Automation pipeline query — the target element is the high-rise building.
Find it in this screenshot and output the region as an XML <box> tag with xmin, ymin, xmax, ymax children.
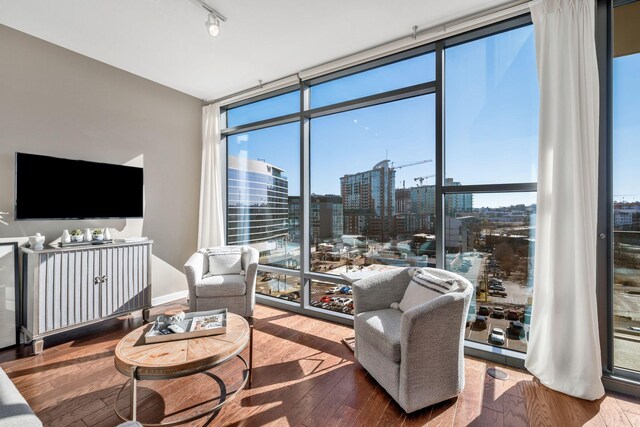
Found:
<box><xmin>227</xmin><ymin>156</ymin><xmax>289</xmax><ymax>253</ymax></box>
<box><xmin>341</xmin><ymin>160</ymin><xmax>395</xmax><ymax>242</ymax></box>
<box><xmin>288</xmin><ymin>196</ymin><xmax>301</xmax><ymax>242</ymax></box>
<box><xmin>395</xmin><ymin>180</ymin><xmax>473</xmax><ymax>236</ymax></box>
<box><xmin>311</xmin><ymin>194</ymin><xmax>343</xmax><ymax>241</ymax></box>
<box><xmin>614</xmin><ymin>202</ymin><xmax>640</xmax><ymax>229</ymax></box>
<box><xmin>288</xmin><ymin>195</ymin><xmax>343</xmax><ymax>243</ymax></box>
<box><xmin>445</xmin><ymin>178</ymin><xmax>473</xmax><ymax>215</ymax></box>
<box><xmin>394</xmin><ymin>185</ymin><xmax>435</xmax><ymax>236</ymax></box>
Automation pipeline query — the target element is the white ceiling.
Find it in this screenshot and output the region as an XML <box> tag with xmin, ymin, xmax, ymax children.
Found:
<box><xmin>0</xmin><ymin>0</ymin><xmax>513</xmax><ymax>100</ymax></box>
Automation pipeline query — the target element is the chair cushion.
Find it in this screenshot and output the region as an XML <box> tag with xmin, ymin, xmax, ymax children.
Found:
<box><xmin>195</xmin><ymin>275</ymin><xmax>246</xmax><ymax>297</ymax></box>
<box><xmin>204</xmin><ymin>247</ymin><xmax>243</xmax><ymax>275</ymax></box>
<box><xmin>354</xmin><ymin>308</ymin><xmax>402</xmax><ymax>363</ymax></box>
<box><xmin>397</xmin><ymin>268</ymin><xmax>460</xmax><ymax>312</ymax></box>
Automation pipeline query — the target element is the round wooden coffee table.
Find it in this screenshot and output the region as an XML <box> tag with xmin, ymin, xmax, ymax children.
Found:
<box><xmin>113</xmin><ymin>312</ymin><xmax>253</xmax><ymax>426</ymax></box>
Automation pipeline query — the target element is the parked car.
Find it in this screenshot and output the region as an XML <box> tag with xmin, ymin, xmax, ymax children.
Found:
<box><xmin>477</xmin><ymin>306</ymin><xmax>491</xmax><ymax>316</ymax></box>
<box><xmin>492</xmin><ymin>307</ymin><xmax>505</xmax><ymax>318</ymax></box>
<box><xmin>320</xmin><ymin>296</ymin><xmax>332</xmax><ymax>303</ymax></box>
<box><xmin>474</xmin><ymin>315</ymin><xmax>487</xmax><ymax>327</ymax></box>
<box><xmin>508</xmin><ymin>321</ymin><xmax>525</xmax><ymax>338</ymax></box>
<box><xmin>310</xmin><ymin>300</ymin><xmax>322</xmax><ymax>307</ymax></box>
<box><xmin>325</xmin><ymin>286</ymin><xmax>341</xmax><ymax>294</ymax></box>
<box><xmin>489</xmin><ymin>328</ymin><xmax>505</xmax><ymax>345</ymax></box>
<box><xmin>339</xmin><ymin>286</ymin><xmax>352</xmax><ymax>294</ymax></box>
<box><xmin>489</xmin><ymin>278</ymin><xmax>503</xmax><ymax>285</ymax></box>
<box><xmin>489</xmin><ymin>290</ymin><xmax>507</xmax><ymax>298</ymax></box>
<box><xmin>488</xmin><ymin>284</ymin><xmax>506</xmax><ymax>291</ymax></box>
<box><xmin>342</xmin><ymin>305</ymin><xmax>354</xmax><ymax>314</ymax></box>
<box><xmin>282</xmin><ymin>291</ymin><xmax>300</xmax><ymax>301</ymax></box>
<box><xmin>506</xmin><ymin>309</ymin><xmax>520</xmax><ymax>321</ymax></box>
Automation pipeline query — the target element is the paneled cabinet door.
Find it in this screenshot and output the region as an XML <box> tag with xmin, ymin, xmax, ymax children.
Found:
<box><xmin>38</xmin><ymin>250</ymin><xmax>100</xmax><ymax>333</ymax></box>
<box><xmin>100</xmin><ymin>245</ymin><xmax>149</xmax><ymax>318</ymax></box>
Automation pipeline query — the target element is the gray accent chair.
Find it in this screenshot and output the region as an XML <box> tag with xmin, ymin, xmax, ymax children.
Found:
<box><xmin>183</xmin><ymin>246</ymin><xmax>259</xmax><ymax>317</ymax></box>
<box><xmin>0</xmin><ymin>368</ymin><xmax>42</xmax><ymax>426</ymax></box>
<box><xmin>353</xmin><ymin>267</ymin><xmax>473</xmax><ymax>413</ymax></box>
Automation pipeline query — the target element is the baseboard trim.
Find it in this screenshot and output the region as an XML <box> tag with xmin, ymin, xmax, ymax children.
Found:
<box><xmin>152</xmin><ymin>290</ymin><xmax>188</xmax><ymax>307</ymax></box>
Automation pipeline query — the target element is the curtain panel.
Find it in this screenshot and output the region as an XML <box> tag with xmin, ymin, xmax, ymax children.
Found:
<box><xmin>198</xmin><ymin>103</ymin><xmax>224</xmax><ymax>249</ymax></box>
<box><xmin>525</xmin><ymin>0</ymin><xmax>605</xmax><ymax>400</ymax></box>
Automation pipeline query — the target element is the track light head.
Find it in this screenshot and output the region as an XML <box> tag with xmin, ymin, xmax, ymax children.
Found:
<box><xmin>206</xmin><ymin>13</ymin><xmax>220</xmax><ymax>37</ymax></box>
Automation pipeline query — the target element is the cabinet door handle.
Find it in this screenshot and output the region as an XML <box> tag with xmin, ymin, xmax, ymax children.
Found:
<box><xmin>94</xmin><ymin>276</ymin><xmax>101</xmax><ymax>285</ymax></box>
<box><xmin>101</xmin><ymin>275</ymin><xmax>107</xmax><ymax>285</ymax></box>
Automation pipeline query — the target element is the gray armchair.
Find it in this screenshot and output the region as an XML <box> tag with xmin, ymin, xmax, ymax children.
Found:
<box><xmin>353</xmin><ymin>267</ymin><xmax>473</xmax><ymax>413</ymax></box>
<box><xmin>183</xmin><ymin>246</ymin><xmax>259</xmax><ymax>317</ymax></box>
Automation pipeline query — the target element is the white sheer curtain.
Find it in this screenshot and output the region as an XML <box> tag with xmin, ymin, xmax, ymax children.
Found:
<box><xmin>198</xmin><ymin>103</ymin><xmax>224</xmax><ymax>249</ymax></box>
<box><xmin>525</xmin><ymin>0</ymin><xmax>604</xmax><ymax>400</ymax></box>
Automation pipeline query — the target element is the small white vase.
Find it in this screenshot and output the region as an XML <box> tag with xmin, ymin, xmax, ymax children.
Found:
<box><xmin>84</xmin><ymin>228</ymin><xmax>92</xmax><ymax>242</ymax></box>
<box><xmin>29</xmin><ymin>233</ymin><xmax>45</xmax><ymax>250</ymax></box>
<box><xmin>104</xmin><ymin>227</ymin><xmax>111</xmax><ymax>240</ymax></box>
<box><xmin>61</xmin><ymin>229</ymin><xmax>71</xmax><ymax>244</ymax></box>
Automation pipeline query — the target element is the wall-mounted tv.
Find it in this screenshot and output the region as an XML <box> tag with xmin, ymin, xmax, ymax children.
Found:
<box><xmin>15</xmin><ymin>153</ymin><xmax>144</xmax><ymax>220</ymax></box>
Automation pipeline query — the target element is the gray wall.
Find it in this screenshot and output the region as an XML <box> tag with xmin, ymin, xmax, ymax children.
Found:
<box><xmin>0</xmin><ymin>24</ymin><xmax>202</xmax><ymax>299</ymax></box>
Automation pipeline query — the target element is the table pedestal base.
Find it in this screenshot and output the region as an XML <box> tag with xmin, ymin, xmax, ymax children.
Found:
<box><xmin>114</xmin><ymin>355</ymin><xmax>249</xmax><ymax>427</ymax></box>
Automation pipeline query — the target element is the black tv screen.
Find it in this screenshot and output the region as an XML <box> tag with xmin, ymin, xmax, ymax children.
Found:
<box><xmin>15</xmin><ymin>153</ymin><xmax>143</xmax><ymax>220</ymax></box>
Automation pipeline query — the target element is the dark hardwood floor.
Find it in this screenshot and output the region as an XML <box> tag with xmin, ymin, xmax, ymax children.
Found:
<box><xmin>1</xmin><ymin>301</ymin><xmax>639</xmax><ymax>426</ymax></box>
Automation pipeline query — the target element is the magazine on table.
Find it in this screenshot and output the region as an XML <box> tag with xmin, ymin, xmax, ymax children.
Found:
<box><xmin>189</xmin><ymin>313</ymin><xmax>226</xmax><ymax>332</ymax></box>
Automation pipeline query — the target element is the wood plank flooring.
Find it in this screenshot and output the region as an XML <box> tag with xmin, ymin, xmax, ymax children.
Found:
<box><xmin>1</xmin><ymin>302</ymin><xmax>639</xmax><ymax>426</ymax></box>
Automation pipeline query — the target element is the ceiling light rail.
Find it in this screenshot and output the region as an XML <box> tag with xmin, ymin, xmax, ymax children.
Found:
<box><xmin>206</xmin><ymin>0</ymin><xmax>531</xmax><ymax>106</ymax></box>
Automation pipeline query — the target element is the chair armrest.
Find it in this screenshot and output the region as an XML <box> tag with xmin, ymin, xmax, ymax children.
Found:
<box><xmin>184</xmin><ymin>252</ymin><xmax>205</xmax><ymax>289</ymax></box>
<box><xmin>243</xmin><ymin>247</ymin><xmax>259</xmax><ymax>316</ymax></box>
<box><xmin>353</xmin><ymin>268</ymin><xmax>412</xmax><ymax>314</ymax></box>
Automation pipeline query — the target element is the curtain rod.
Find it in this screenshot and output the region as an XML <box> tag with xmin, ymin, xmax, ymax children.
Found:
<box><xmin>204</xmin><ymin>0</ymin><xmax>531</xmax><ymax>107</ymax></box>
<box><xmin>204</xmin><ymin>74</ymin><xmax>301</xmax><ymax>106</ymax></box>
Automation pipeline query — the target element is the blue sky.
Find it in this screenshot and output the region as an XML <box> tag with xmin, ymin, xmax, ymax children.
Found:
<box><xmin>613</xmin><ymin>53</ymin><xmax>640</xmax><ymax>203</ymax></box>
<box><xmin>227</xmin><ymin>24</ymin><xmax>637</xmax><ymax>210</ymax></box>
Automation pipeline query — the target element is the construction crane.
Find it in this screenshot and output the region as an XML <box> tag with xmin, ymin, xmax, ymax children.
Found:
<box><xmin>414</xmin><ymin>175</ymin><xmax>435</xmax><ymax>186</ymax></box>
<box><xmin>391</xmin><ymin>159</ymin><xmax>432</xmax><ymax>169</ymax></box>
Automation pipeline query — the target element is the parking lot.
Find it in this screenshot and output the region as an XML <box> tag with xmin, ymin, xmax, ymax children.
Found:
<box><xmin>466</xmin><ymin>312</ymin><xmax>528</xmax><ymax>353</ymax></box>
<box><xmin>486</xmin><ymin>279</ymin><xmax>531</xmax><ymax>306</ymax></box>
<box><xmin>258</xmin><ymin>256</ymin><xmax>531</xmax><ymax>352</ymax></box>
<box><xmin>309</xmin><ymin>282</ymin><xmax>355</xmax><ymax>315</ymax></box>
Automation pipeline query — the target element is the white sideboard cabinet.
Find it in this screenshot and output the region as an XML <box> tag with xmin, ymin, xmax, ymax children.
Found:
<box><xmin>21</xmin><ymin>241</ymin><xmax>152</xmax><ymax>354</ymax></box>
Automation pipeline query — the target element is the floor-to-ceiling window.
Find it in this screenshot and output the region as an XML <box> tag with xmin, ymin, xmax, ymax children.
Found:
<box><xmin>308</xmin><ymin>51</ymin><xmax>436</xmax><ymax>315</ymax></box>
<box><xmin>443</xmin><ymin>24</ymin><xmax>539</xmax><ymax>353</ymax></box>
<box><xmin>224</xmin><ymin>91</ymin><xmax>302</xmax><ymax>303</ymax></box>
<box><xmin>221</xmin><ymin>16</ymin><xmax>540</xmax><ymax>354</ymax></box>
<box><xmin>612</xmin><ymin>0</ymin><xmax>640</xmax><ymax>373</ymax></box>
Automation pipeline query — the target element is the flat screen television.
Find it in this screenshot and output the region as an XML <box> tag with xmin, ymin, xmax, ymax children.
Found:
<box><xmin>15</xmin><ymin>152</ymin><xmax>144</xmax><ymax>220</ymax></box>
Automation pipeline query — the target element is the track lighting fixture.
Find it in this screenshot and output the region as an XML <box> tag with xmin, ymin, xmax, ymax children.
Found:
<box><xmin>206</xmin><ymin>13</ymin><xmax>221</xmax><ymax>37</ymax></box>
<box><xmin>191</xmin><ymin>1</ymin><xmax>227</xmax><ymax>37</ymax></box>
